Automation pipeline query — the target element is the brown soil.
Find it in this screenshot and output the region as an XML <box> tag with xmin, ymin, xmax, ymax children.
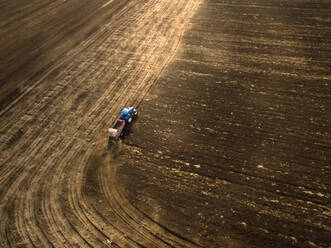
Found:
<box><xmin>0</xmin><ymin>0</ymin><xmax>330</xmax><ymax>247</ymax></box>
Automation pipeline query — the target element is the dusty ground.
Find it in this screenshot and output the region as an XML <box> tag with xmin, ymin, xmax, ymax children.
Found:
<box><xmin>0</xmin><ymin>0</ymin><xmax>330</xmax><ymax>247</ymax></box>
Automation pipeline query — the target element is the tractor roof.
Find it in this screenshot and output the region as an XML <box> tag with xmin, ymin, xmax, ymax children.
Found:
<box><xmin>121</xmin><ymin>108</ymin><xmax>129</xmax><ymax>114</ymax></box>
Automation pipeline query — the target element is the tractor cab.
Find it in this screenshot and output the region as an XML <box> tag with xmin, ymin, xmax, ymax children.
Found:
<box><xmin>120</xmin><ymin>107</ymin><xmax>137</xmax><ymax>123</ymax></box>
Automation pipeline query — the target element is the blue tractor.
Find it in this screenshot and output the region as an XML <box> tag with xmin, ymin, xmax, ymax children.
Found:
<box><xmin>120</xmin><ymin>107</ymin><xmax>137</xmax><ymax>123</ymax></box>
<box><xmin>108</xmin><ymin>107</ymin><xmax>138</xmax><ymax>146</ymax></box>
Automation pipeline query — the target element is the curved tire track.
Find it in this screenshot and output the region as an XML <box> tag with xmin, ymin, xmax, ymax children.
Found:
<box><xmin>0</xmin><ymin>0</ymin><xmax>202</xmax><ymax>247</ymax></box>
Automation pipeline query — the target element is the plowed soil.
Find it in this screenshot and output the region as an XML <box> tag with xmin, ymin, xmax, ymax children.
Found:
<box><xmin>0</xmin><ymin>0</ymin><xmax>330</xmax><ymax>247</ymax></box>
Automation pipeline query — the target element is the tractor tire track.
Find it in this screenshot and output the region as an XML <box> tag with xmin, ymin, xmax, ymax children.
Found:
<box><xmin>98</xmin><ymin>154</ymin><xmax>202</xmax><ymax>248</ymax></box>
<box><xmin>0</xmin><ymin>0</ymin><xmax>202</xmax><ymax>247</ymax></box>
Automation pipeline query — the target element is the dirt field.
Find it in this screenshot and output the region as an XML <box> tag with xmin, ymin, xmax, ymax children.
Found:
<box><xmin>0</xmin><ymin>0</ymin><xmax>330</xmax><ymax>247</ymax></box>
